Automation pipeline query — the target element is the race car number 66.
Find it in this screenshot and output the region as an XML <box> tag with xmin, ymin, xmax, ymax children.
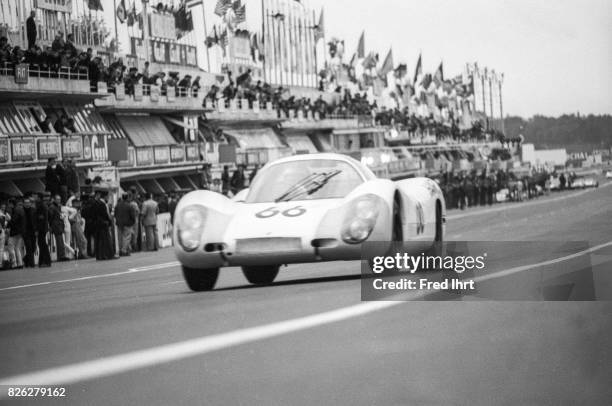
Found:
<box><xmin>256</xmin><ymin>206</ymin><xmax>306</xmax><ymax>218</ymax></box>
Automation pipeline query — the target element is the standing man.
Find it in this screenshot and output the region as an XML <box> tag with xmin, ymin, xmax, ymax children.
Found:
<box><xmin>26</xmin><ymin>10</ymin><xmax>37</xmax><ymax>50</ymax></box>
<box><xmin>221</xmin><ymin>165</ymin><xmax>231</xmax><ymax>196</ymax></box>
<box><xmin>8</xmin><ymin>199</ymin><xmax>26</xmax><ymax>269</ymax></box>
<box><xmin>36</xmin><ymin>193</ymin><xmax>51</xmax><ymax>267</ymax></box>
<box><xmin>141</xmin><ymin>193</ymin><xmax>159</xmax><ymax>251</ymax></box>
<box><xmin>168</xmin><ymin>193</ymin><xmax>178</xmax><ymax>224</ymax></box>
<box><xmin>114</xmin><ymin>194</ymin><xmax>135</xmax><ymax>256</ymax></box>
<box><xmin>48</xmin><ymin>194</ymin><xmax>68</xmax><ymax>262</ymax></box>
<box><xmin>65</xmin><ymin>159</ymin><xmax>80</xmax><ymax>197</ymax></box>
<box><xmin>45</xmin><ymin>158</ymin><xmax>60</xmax><ymax>197</ymax></box>
<box><xmin>230</xmin><ymin>165</ymin><xmax>246</xmax><ymax>196</ymax></box>
<box><xmin>128</xmin><ymin>189</ymin><xmax>141</xmax><ymax>253</ymax></box>
<box><xmin>0</xmin><ymin>202</ymin><xmax>11</xmax><ymax>269</ymax></box>
<box><xmin>55</xmin><ymin>160</ymin><xmax>68</xmax><ymax>204</ymax></box>
<box><xmin>22</xmin><ymin>196</ymin><xmax>38</xmax><ymax>268</ymax></box>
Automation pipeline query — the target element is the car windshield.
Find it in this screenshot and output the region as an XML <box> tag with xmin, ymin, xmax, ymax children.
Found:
<box><xmin>247</xmin><ymin>159</ymin><xmax>364</xmax><ymax>203</ymax></box>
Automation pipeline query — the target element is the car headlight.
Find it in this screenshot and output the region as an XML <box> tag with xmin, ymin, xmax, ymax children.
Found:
<box><xmin>176</xmin><ymin>205</ymin><xmax>207</xmax><ymax>251</ymax></box>
<box><xmin>341</xmin><ymin>194</ymin><xmax>383</xmax><ymax>244</ymax></box>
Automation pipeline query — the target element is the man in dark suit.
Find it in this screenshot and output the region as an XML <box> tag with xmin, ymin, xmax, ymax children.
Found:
<box><xmin>22</xmin><ymin>195</ymin><xmax>37</xmax><ymax>267</ymax></box>
<box><xmin>26</xmin><ymin>11</ymin><xmax>37</xmax><ymax>49</ymax></box>
<box><xmin>48</xmin><ymin>194</ymin><xmax>68</xmax><ymax>261</ymax></box>
<box><xmin>45</xmin><ymin>158</ymin><xmax>60</xmax><ymax>197</ymax></box>
<box><xmin>36</xmin><ymin>193</ymin><xmax>51</xmax><ymax>267</ymax></box>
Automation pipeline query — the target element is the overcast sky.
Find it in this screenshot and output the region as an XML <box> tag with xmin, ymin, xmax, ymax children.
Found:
<box><xmin>104</xmin><ymin>0</ymin><xmax>611</xmax><ymax>118</ymax></box>
<box><xmin>304</xmin><ymin>0</ymin><xmax>612</xmax><ymax>118</ymax></box>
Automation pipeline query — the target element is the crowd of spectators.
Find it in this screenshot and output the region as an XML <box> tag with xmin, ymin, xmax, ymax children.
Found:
<box><xmin>436</xmin><ymin>169</ymin><xmax>576</xmax><ymax>210</ymax></box>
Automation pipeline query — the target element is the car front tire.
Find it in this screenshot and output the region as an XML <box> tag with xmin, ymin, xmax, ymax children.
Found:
<box><xmin>182</xmin><ymin>266</ymin><xmax>219</xmax><ymax>291</ymax></box>
<box><xmin>242</xmin><ymin>265</ymin><xmax>280</xmax><ymax>285</ymax></box>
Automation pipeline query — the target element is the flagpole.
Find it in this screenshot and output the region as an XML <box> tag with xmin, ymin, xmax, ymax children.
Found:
<box><xmin>261</xmin><ymin>0</ymin><xmax>266</xmax><ymax>83</ymax></box>
<box><xmin>312</xmin><ymin>9</ymin><xmax>318</xmax><ymax>89</ymax></box>
<box><xmin>200</xmin><ymin>2</ymin><xmax>211</xmax><ymax>72</ymax></box>
<box><xmin>499</xmin><ymin>74</ymin><xmax>505</xmax><ymax>134</ymax></box>
<box><xmin>113</xmin><ymin>0</ymin><xmax>119</xmax><ymax>52</ymax></box>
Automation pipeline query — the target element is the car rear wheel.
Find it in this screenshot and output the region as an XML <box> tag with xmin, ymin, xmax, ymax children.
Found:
<box><xmin>182</xmin><ymin>266</ymin><xmax>219</xmax><ymax>291</ymax></box>
<box><xmin>242</xmin><ymin>265</ymin><xmax>280</xmax><ymax>285</ymax></box>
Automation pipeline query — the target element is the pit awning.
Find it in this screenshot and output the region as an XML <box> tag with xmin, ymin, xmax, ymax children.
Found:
<box><xmin>223</xmin><ymin>128</ymin><xmax>284</xmax><ymax>150</ymax></box>
<box><xmin>285</xmin><ymin>134</ymin><xmax>318</xmax><ymax>153</ymax></box>
<box><xmin>116</xmin><ymin>115</ymin><xmax>176</xmax><ymax>147</ymax></box>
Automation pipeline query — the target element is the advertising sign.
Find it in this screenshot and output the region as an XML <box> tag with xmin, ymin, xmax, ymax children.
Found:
<box><xmin>11</xmin><ymin>138</ymin><xmax>35</xmax><ymax>161</ymax></box>
<box><xmin>0</xmin><ymin>139</ymin><xmax>9</xmax><ymax>163</ymax></box>
<box><xmin>170</xmin><ymin>145</ymin><xmax>185</xmax><ymax>163</ymax></box>
<box><xmin>14</xmin><ymin>63</ymin><xmax>29</xmax><ymax>84</ymax></box>
<box><xmin>186</xmin><ymin>144</ymin><xmax>199</xmax><ymax>161</ymax></box>
<box><xmin>136</xmin><ymin>147</ymin><xmax>153</xmax><ymax>166</ymax></box>
<box><xmin>83</xmin><ymin>134</ymin><xmax>108</xmax><ymax>162</ymax></box>
<box><xmin>37</xmin><ymin>138</ymin><xmax>59</xmax><ymax>160</ymax></box>
<box><xmin>61</xmin><ymin>137</ymin><xmax>83</xmax><ymax>159</ymax></box>
<box><xmin>154</xmin><ymin>146</ymin><xmax>170</xmax><ymax>164</ymax></box>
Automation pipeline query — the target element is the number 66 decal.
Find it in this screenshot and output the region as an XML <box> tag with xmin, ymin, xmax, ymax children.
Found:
<box><xmin>256</xmin><ymin>206</ymin><xmax>307</xmax><ymax>218</ymax></box>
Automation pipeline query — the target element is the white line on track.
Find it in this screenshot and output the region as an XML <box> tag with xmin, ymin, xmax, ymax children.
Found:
<box><xmin>0</xmin><ymin>262</ymin><xmax>180</xmax><ymax>292</ymax></box>
<box><xmin>447</xmin><ymin>181</ymin><xmax>612</xmax><ymax>221</ymax></box>
<box><xmin>1</xmin><ymin>240</ymin><xmax>610</xmax><ymax>390</ymax></box>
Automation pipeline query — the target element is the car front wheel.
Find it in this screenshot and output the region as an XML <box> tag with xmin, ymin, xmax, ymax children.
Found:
<box><xmin>182</xmin><ymin>266</ymin><xmax>219</xmax><ymax>291</ymax></box>
<box><xmin>242</xmin><ymin>265</ymin><xmax>280</xmax><ymax>285</ymax></box>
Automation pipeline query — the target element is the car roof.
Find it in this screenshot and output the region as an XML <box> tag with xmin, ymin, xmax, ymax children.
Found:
<box><xmin>263</xmin><ymin>153</ymin><xmax>376</xmax><ymax>180</ymax></box>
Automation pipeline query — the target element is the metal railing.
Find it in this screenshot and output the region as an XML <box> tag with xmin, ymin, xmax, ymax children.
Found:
<box><xmin>0</xmin><ymin>62</ymin><xmax>89</xmax><ymax>81</ymax></box>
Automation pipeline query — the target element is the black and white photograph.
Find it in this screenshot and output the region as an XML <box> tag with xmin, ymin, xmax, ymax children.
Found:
<box><xmin>0</xmin><ymin>0</ymin><xmax>611</xmax><ymax>404</ymax></box>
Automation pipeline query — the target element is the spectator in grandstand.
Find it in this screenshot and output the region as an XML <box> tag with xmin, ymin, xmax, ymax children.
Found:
<box><xmin>191</xmin><ymin>76</ymin><xmax>201</xmax><ymax>97</ymax></box>
<box><xmin>205</xmin><ymin>85</ymin><xmax>220</xmax><ymax>104</ymax></box>
<box><xmin>45</xmin><ymin>158</ymin><xmax>60</xmax><ymax>197</ymax></box>
<box><xmin>141</xmin><ymin>193</ymin><xmax>159</xmax><ymax>252</ymax></box>
<box><xmin>0</xmin><ymin>202</ymin><xmax>10</xmax><ymax>269</ymax></box>
<box><xmin>22</xmin><ymin>196</ymin><xmax>37</xmax><ymax>268</ymax></box>
<box><xmin>49</xmin><ymin>194</ymin><xmax>68</xmax><ymax>262</ymax></box>
<box><xmin>142</xmin><ymin>61</ymin><xmax>150</xmax><ymax>82</ymax></box>
<box><xmin>115</xmin><ymin>193</ymin><xmax>135</xmax><ymax>257</ymax></box>
<box><xmin>178</xmin><ymin>74</ymin><xmax>192</xmax><ymax>96</ymax></box>
<box><xmin>0</xmin><ymin>37</ymin><xmax>11</xmax><ymax>63</ymax></box>
<box><xmin>51</xmin><ymin>32</ymin><xmax>64</xmax><ymax>53</ymax></box>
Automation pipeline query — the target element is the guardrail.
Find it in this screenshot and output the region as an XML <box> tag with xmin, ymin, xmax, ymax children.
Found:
<box><xmin>94</xmin><ymin>83</ymin><xmax>205</xmax><ymax>111</ymax></box>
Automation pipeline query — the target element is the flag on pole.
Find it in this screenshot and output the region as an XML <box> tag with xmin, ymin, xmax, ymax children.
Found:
<box><xmin>87</xmin><ymin>0</ymin><xmax>104</xmax><ymax>11</ymax></box>
<box><xmin>127</xmin><ymin>2</ymin><xmax>137</xmax><ymax>26</ymax></box>
<box><xmin>356</xmin><ymin>31</ymin><xmax>365</xmax><ymax>58</ymax></box>
<box><xmin>378</xmin><ymin>48</ymin><xmax>394</xmax><ymax>78</ymax></box>
<box><xmin>362</xmin><ymin>52</ymin><xmax>378</xmax><ymax>69</ymax></box>
<box><xmin>214</xmin><ymin>0</ymin><xmax>232</xmax><ymax>17</ymax></box>
<box><xmin>205</xmin><ymin>26</ymin><xmax>219</xmax><ymax>47</ymax></box>
<box><xmin>314</xmin><ymin>9</ymin><xmax>325</xmax><ymax>42</ymax></box>
<box><xmin>116</xmin><ymin>0</ymin><xmax>126</xmax><ymax>23</ymax></box>
<box><xmin>394</xmin><ymin>63</ymin><xmax>407</xmax><ymax>79</ymax></box>
<box><xmin>433</xmin><ymin>61</ymin><xmax>444</xmax><ymax>87</ymax></box>
<box><xmin>413</xmin><ymin>53</ymin><xmax>422</xmax><ymax>85</ymax></box>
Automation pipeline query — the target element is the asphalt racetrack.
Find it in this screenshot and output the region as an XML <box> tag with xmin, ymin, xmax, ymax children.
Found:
<box><xmin>1</xmin><ymin>183</ymin><xmax>611</xmax><ymax>405</ymax></box>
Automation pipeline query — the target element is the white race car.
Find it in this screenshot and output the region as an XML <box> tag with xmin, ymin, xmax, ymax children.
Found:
<box><xmin>174</xmin><ymin>153</ymin><xmax>446</xmax><ymax>291</ymax></box>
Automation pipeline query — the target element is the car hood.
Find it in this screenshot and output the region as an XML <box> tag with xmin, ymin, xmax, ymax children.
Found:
<box><xmin>223</xmin><ymin>199</ymin><xmax>343</xmax><ymax>241</ymax></box>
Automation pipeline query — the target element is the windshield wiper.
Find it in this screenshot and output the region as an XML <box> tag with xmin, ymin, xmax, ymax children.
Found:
<box><xmin>275</xmin><ymin>170</ymin><xmax>342</xmax><ymax>203</ymax></box>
